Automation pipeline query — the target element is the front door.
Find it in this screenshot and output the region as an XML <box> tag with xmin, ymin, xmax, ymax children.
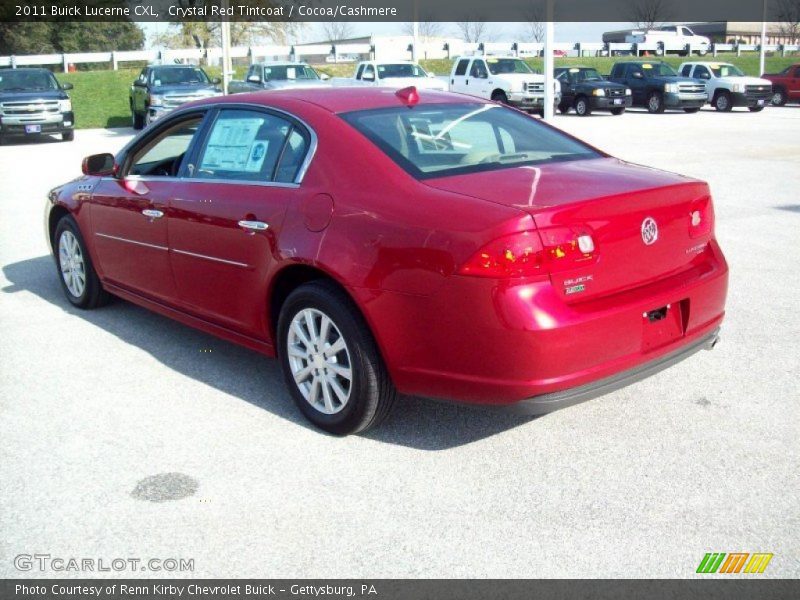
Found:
<box><xmin>167</xmin><ymin>106</ymin><xmax>312</xmax><ymax>334</ymax></box>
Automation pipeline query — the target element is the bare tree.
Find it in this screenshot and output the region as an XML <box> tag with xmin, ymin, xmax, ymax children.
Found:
<box><xmin>320</xmin><ymin>22</ymin><xmax>355</xmax><ymax>42</ymax></box>
<box><xmin>400</xmin><ymin>21</ymin><xmax>443</xmax><ymax>41</ymax></box>
<box><xmin>774</xmin><ymin>0</ymin><xmax>800</xmax><ymax>43</ymax></box>
<box><xmin>628</xmin><ymin>0</ymin><xmax>671</xmax><ymax>31</ymax></box>
<box><xmin>520</xmin><ymin>1</ymin><xmax>545</xmax><ymax>43</ymax></box>
<box><xmin>455</xmin><ymin>21</ymin><xmax>491</xmax><ymax>43</ymax></box>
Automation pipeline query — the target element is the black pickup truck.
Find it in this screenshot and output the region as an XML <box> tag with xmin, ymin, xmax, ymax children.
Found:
<box><xmin>555</xmin><ymin>66</ymin><xmax>632</xmax><ymax>116</ymax></box>
<box><xmin>608</xmin><ymin>61</ymin><xmax>707</xmax><ymax>113</ymax></box>
<box><xmin>0</xmin><ymin>68</ymin><xmax>74</xmax><ymax>144</ymax></box>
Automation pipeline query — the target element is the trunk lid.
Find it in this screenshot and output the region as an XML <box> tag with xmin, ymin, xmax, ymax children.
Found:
<box><xmin>426</xmin><ymin>158</ymin><xmax>711</xmax><ymax>302</ymax></box>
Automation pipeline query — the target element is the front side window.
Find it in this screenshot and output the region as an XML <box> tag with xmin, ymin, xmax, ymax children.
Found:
<box><xmin>694</xmin><ymin>66</ymin><xmax>711</xmax><ymax>79</ymax></box>
<box><xmin>341</xmin><ymin>103</ymin><xmax>600</xmax><ymax>179</ymax></box>
<box><xmin>470</xmin><ymin>60</ymin><xmax>487</xmax><ymax>78</ymax></box>
<box><xmin>129</xmin><ymin>117</ymin><xmax>203</xmax><ymax>177</ymax></box>
<box><xmin>194</xmin><ymin>109</ymin><xmax>307</xmax><ymax>183</ymax></box>
<box><xmin>486</xmin><ymin>58</ymin><xmax>534</xmax><ymax>75</ymax></box>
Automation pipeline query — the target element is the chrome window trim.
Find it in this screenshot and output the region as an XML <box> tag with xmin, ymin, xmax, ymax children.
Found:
<box><xmin>118</xmin><ymin>174</ymin><xmax>300</xmax><ymax>189</ymax></box>
<box><xmin>95</xmin><ymin>232</ymin><xmax>167</xmax><ymax>251</ymax></box>
<box><xmin>116</xmin><ymin>101</ymin><xmax>318</xmax><ymax>186</ymax></box>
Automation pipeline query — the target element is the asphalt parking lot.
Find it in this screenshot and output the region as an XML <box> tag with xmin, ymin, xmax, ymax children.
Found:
<box><xmin>1</xmin><ymin>105</ymin><xmax>798</xmax><ymax>579</ymax></box>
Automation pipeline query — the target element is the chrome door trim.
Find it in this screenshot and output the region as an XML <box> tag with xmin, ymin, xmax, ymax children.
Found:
<box><xmin>171</xmin><ymin>248</ymin><xmax>249</xmax><ymax>268</ymax></box>
<box><xmin>238</xmin><ymin>220</ymin><xmax>269</xmax><ymax>231</ymax></box>
<box><xmin>95</xmin><ymin>232</ymin><xmax>168</xmax><ymax>251</ymax></box>
<box><xmin>142</xmin><ymin>209</ymin><xmax>164</xmax><ymax>218</ymax></box>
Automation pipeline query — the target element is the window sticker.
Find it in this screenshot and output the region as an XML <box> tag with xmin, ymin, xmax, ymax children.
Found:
<box><xmin>487</xmin><ymin>58</ymin><xmax>498</xmax><ymax>63</ymax></box>
<box><xmin>642</xmin><ymin>64</ymin><xmax>653</xmax><ymax>69</ymax></box>
<box><xmin>200</xmin><ymin>117</ymin><xmax>267</xmax><ymax>173</ymax></box>
<box><xmin>569</xmin><ymin>68</ymin><xmax>580</xmax><ymax>73</ymax></box>
<box><xmin>154</xmin><ymin>79</ymin><xmax>162</xmax><ymax>86</ymax></box>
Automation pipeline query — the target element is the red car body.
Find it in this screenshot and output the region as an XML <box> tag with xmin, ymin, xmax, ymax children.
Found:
<box><xmin>46</xmin><ymin>88</ymin><xmax>728</xmax><ymax>417</ymax></box>
<box><xmin>761</xmin><ymin>64</ymin><xmax>800</xmax><ymax>105</ymax></box>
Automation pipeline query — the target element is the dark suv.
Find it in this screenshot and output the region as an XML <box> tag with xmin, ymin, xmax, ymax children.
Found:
<box><xmin>555</xmin><ymin>67</ymin><xmax>632</xmax><ymax>116</ymax></box>
<box><xmin>0</xmin><ymin>68</ymin><xmax>74</xmax><ymax>144</ymax></box>
<box><xmin>609</xmin><ymin>61</ymin><xmax>707</xmax><ymax>113</ymax></box>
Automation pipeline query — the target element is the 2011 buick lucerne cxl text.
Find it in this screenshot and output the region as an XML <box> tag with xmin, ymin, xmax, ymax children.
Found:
<box><xmin>45</xmin><ymin>87</ymin><xmax>728</xmax><ymax>435</ymax></box>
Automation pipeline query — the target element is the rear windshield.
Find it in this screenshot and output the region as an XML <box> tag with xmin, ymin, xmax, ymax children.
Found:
<box><xmin>341</xmin><ymin>103</ymin><xmax>601</xmax><ymax>179</ymax></box>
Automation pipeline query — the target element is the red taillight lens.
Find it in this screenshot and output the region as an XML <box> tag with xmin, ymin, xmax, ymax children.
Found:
<box><xmin>458</xmin><ymin>228</ymin><xmax>596</xmax><ymax>279</ymax></box>
<box><xmin>689</xmin><ymin>196</ymin><xmax>714</xmax><ymax>238</ymax></box>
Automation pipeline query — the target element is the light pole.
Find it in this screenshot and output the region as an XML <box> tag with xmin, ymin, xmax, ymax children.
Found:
<box><xmin>220</xmin><ymin>0</ymin><xmax>231</xmax><ymax>94</ymax></box>
<box><xmin>542</xmin><ymin>0</ymin><xmax>555</xmax><ymax>121</ymax></box>
<box><xmin>759</xmin><ymin>0</ymin><xmax>767</xmax><ymax>76</ymax></box>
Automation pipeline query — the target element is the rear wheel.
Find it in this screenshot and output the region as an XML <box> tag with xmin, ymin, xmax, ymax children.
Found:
<box><xmin>683</xmin><ymin>107</ymin><xmax>701</xmax><ymax>113</ymax></box>
<box><xmin>54</xmin><ymin>216</ymin><xmax>109</xmax><ymax>309</ymax></box>
<box><xmin>647</xmin><ymin>91</ymin><xmax>665</xmax><ymax>113</ymax></box>
<box><xmin>277</xmin><ymin>281</ymin><xmax>396</xmax><ymax>435</ymax></box>
<box><xmin>574</xmin><ymin>96</ymin><xmax>592</xmax><ymax>116</ymax></box>
<box><xmin>714</xmin><ymin>91</ymin><xmax>733</xmax><ymax>112</ymax></box>
<box><xmin>491</xmin><ymin>90</ymin><xmax>509</xmax><ymax>105</ymax></box>
<box><xmin>771</xmin><ymin>88</ymin><xmax>787</xmax><ymax>106</ymax></box>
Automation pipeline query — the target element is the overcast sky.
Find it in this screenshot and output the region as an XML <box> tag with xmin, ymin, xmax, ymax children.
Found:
<box><xmin>140</xmin><ymin>21</ymin><xmax>632</xmax><ymax>47</ymax></box>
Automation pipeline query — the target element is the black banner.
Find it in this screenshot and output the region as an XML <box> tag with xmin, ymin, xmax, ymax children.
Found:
<box><xmin>0</xmin><ymin>0</ymin><xmax>785</xmax><ymax>23</ymax></box>
<box><xmin>2</xmin><ymin>579</ymin><xmax>799</xmax><ymax>600</ymax></box>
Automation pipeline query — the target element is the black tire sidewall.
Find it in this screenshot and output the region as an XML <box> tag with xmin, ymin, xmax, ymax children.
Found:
<box><xmin>54</xmin><ymin>216</ymin><xmax>99</xmax><ymax>308</ymax></box>
<box><xmin>648</xmin><ymin>92</ymin><xmax>663</xmax><ymax>113</ymax></box>
<box><xmin>276</xmin><ymin>283</ymin><xmax>384</xmax><ymax>435</ymax></box>
<box><xmin>575</xmin><ymin>97</ymin><xmax>588</xmax><ymax>115</ymax></box>
<box><xmin>491</xmin><ymin>91</ymin><xmax>509</xmax><ymax>105</ymax></box>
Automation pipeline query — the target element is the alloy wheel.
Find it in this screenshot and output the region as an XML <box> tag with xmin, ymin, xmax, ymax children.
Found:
<box><xmin>58</xmin><ymin>230</ymin><xmax>86</xmax><ymax>298</ymax></box>
<box><xmin>648</xmin><ymin>94</ymin><xmax>661</xmax><ymax>112</ymax></box>
<box><xmin>286</xmin><ymin>308</ymin><xmax>353</xmax><ymax>415</ymax></box>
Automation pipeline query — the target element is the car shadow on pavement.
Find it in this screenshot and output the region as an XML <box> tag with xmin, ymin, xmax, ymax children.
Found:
<box><xmin>2</xmin><ymin>256</ymin><xmax>536</xmax><ymax>451</ymax></box>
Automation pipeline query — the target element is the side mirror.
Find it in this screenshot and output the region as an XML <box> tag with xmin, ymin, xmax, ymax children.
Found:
<box><xmin>133</xmin><ymin>80</ymin><xmax>146</xmax><ymax>87</ymax></box>
<box><xmin>61</xmin><ymin>82</ymin><xmax>74</xmax><ymax>90</ymax></box>
<box><xmin>211</xmin><ymin>77</ymin><xmax>222</xmax><ymax>84</ymax></box>
<box><xmin>247</xmin><ymin>75</ymin><xmax>261</xmax><ymax>83</ymax></box>
<box><xmin>362</xmin><ymin>73</ymin><xmax>375</xmax><ymax>82</ymax></box>
<box><xmin>82</xmin><ymin>153</ymin><xmax>115</xmax><ymax>177</ymax></box>
<box><xmin>427</xmin><ymin>72</ymin><xmax>436</xmax><ymax>78</ymax></box>
<box><xmin>632</xmin><ymin>72</ymin><xmax>643</xmax><ymax>79</ymax></box>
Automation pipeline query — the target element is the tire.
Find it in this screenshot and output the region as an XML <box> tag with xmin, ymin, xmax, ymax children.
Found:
<box><xmin>0</xmin><ymin>135</ymin><xmax>5</xmax><ymax>146</ymax></box>
<box><xmin>54</xmin><ymin>215</ymin><xmax>109</xmax><ymax>309</ymax></box>
<box><xmin>61</xmin><ymin>130</ymin><xmax>74</xmax><ymax>142</ymax></box>
<box><xmin>557</xmin><ymin>103</ymin><xmax>570</xmax><ymax>114</ymax></box>
<box><xmin>683</xmin><ymin>107</ymin><xmax>701</xmax><ymax>113</ymax></box>
<box><xmin>131</xmin><ymin>109</ymin><xmax>144</xmax><ymax>130</ymax></box>
<box><xmin>698</xmin><ymin>47</ymin><xmax>709</xmax><ymax>56</ymax></box>
<box><xmin>277</xmin><ymin>280</ymin><xmax>397</xmax><ymax>435</ymax></box>
<box><xmin>610</xmin><ymin>107</ymin><xmax>625</xmax><ymax>115</ymax></box>
<box><xmin>771</xmin><ymin>88</ymin><xmax>787</xmax><ymax>107</ymax></box>
<box><xmin>749</xmin><ymin>106</ymin><xmax>764</xmax><ymax>112</ymax></box>
<box><xmin>491</xmin><ymin>90</ymin><xmax>509</xmax><ymax>105</ymax></box>
<box><xmin>574</xmin><ymin>96</ymin><xmax>592</xmax><ymax>116</ymax></box>
<box><xmin>533</xmin><ymin>109</ymin><xmax>544</xmax><ymax>117</ymax></box>
<box><xmin>647</xmin><ymin>91</ymin><xmax>665</xmax><ymax>113</ymax></box>
<box><xmin>714</xmin><ymin>91</ymin><xmax>733</xmax><ymax>112</ymax></box>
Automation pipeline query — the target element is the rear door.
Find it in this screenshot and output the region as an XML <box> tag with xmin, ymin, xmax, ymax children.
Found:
<box><xmin>166</xmin><ymin>106</ymin><xmax>312</xmax><ymax>334</ymax></box>
<box><xmin>450</xmin><ymin>58</ymin><xmax>471</xmax><ymax>93</ymax></box>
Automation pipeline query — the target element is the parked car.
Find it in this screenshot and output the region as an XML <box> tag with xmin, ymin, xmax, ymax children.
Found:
<box><xmin>449</xmin><ymin>56</ymin><xmax>561</xmax><ymax>115</ymax></box>
<box><xmin>626</xmin><ymin>25</ymin><xmax>711</xmax><ymax>56</ymax></box>
<box><xmin>0</xmin><ymin>68</ymin><xmax>74</xmax><ymax>143</ymax></box>
<box><xmin>679</xmin><ymin>61</ymin><xmax>772</xmax><ymax>112</ymax></box>
<box><xmin>342</xmin><ymin>60</ymin><xmax>446</xmax><ymax>91</ymax></box>
<box><xmin>129</xmin><ymin>64</ymin><xmax>221</xmax><ymax>129</ymax></box>
<box><xmin>229</xmin><ymin>62</ymin><xmax>330</xmax><ymax>94</ymax></box>
<box><xmin>609</xmin><ymin>60</ymin><xmax>707</xmax><ymax>113</ymax></box>
<box><xmin>760</xmin><ymin>63</ymin><xmax>800</xmax><ymax>106</ymax></box>
<box><xmin>555</xmin><ymin>66</ymin><xmax>632</xmax><ymax>116</ymax></box>
<box><xmin>46</xmin><ymin>88</ymin><xmax>728</xmax><ymax>434</ymax></box>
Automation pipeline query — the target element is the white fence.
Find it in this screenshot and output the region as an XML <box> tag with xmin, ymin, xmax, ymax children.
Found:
<box><xmin>1</xmin><ymin>40</ymin><xmax>799</xmax><ymax>71</ymax></box>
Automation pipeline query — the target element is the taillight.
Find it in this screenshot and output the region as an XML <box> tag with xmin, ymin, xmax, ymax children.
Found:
<box><xmin>458</xmin><ymin>228</ymin><xmax>596</xmax><ymax>279</ymax></box>
<box><xmin>689</xmin><ymin>195</ymin><xmax>714</xmax><ymax>238</ymax></box>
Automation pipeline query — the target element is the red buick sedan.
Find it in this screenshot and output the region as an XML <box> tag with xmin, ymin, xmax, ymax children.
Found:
<box><xmin>45</xmin><ymin>87</ymin><xmax>728</xmax><ymax>434</ymax></box>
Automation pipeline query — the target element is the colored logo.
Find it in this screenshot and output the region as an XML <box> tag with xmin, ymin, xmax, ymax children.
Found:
<box><xmin>696</xmin><ymin>552</ymin><xmax>773</xmax><ymax>574</ymax></box>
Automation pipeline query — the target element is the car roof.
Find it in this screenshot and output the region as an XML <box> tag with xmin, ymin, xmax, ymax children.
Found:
<box><xmin>198</xmin><ymin>87</ymin><xmax>483</xmax><ymax>114</ymax></box>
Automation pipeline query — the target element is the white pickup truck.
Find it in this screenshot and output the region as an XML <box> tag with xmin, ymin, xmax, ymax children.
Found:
<box><xmin>348</xmin><ymin>60</ymin><xmax>447</xmax><ymax>91</ymax></box>
<box><xmin>626</xmin><ymin>25</ymin><xmax>710</xmax><ymax>56</ymax></box>
<box><xmin>679</xmin><ymin>61</ymin><xmax>773</xmax><ymax>112</ymax></box>
<box><xmin>448</xmin><ymin>56</ymin><xmax>560</xmax><ymax>115</ymax></box>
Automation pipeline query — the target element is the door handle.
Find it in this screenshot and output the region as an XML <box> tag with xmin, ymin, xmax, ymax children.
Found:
<box><xmin>142</xmin><ymin>209</ymin><xmax>163</xmax><ymax>219</ymax></box>
<box><xmin>238</xmin><ymin>220</ymin><xmax>269</xmax><ymax>232</ymax></box>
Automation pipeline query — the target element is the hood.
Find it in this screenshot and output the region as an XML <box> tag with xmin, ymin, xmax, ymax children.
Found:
<box><xmin>423</xmin><ymin>157</ymin><xmax>695</xmax><ymax>212</ymax></box>
<box><xmin>0</xmin><ymin>89</ymin><xmax>68</xmax><ymax>101</ymax></box>
<box><xmin>647</xmin><ymin>75</ymin><xmax>699</xmax><ymax>83</ymax></box>
<box><xmin>265</xmin><ymin>79</ymin><xmax>331</xmax><ymax>90</ymax></box>
<box><xmin>151</xmin><ymin>84</ymin><xmax>220</xmax><ymax>95</ymax></box>
<box><xmin>379</xmin><ymin>76</ymin><xmax>447</xmax><ymax>90</ymax></box>
<box><xmin>576</xmin><ymin>80</ymin><xmax>624</xmax><ymax>89</ymax></box>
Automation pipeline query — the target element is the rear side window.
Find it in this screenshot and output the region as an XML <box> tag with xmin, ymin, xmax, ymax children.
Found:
<box><xmin>194</xmin><ymin>109</ymin><xmax>305</xmax><ymax>183</ymax></box>
<box><xmin>454</xmin><ymin>59</ymin><xmax>469</xmax><ymax>76</ymax></box>
<box><xmin>341</xmin><ymin>103</ymin><xmax>600</xmax><ymax>179</ymax></box>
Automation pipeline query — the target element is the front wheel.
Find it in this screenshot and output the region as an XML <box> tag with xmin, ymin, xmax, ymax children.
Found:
<box><xmin>574</xmin><ymin>96</ymin><xmax>592</xmax><ymax>116</ymax></box>
<box><xmin>491</xmin><ymin>91</ymin><xmax>509</xmax><ymax>105</ymax></box>
<box><xmin>771</xmin><ymin>88</ymin><xmax>787</xmax><ymax>106</ymax></box>
<box><xmin>277</xmin><ymin>281</ymin><xmax>397</xmax><ymax>435</ymax></box>
<box><xmin>714</xmin><ymin>91</ymin><xmax>733</xmax><ymax>112</ymax></box>
<box><xmin>647</xmin><ymin>91</ymin><xmax>665</xmax><ymax>113</ymax></box>
<box><xmin>54</xmin><ymin>216</ymin><xmax>109</xmax><ymax>309</ymax></box>
<box><xmin>61</xmin><ymin>130</ymin><xmax>74</xmax><ymax>142</ymax></box>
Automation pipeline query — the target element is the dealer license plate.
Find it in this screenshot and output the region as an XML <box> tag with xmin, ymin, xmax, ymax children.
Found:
<box><xmin>25</xmin><ymin>124</ymin><xmax>41</xmax><ymax>134</ymax></box>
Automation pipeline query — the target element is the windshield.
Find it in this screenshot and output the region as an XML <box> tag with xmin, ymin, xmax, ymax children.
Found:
<box><xmin>341</xmin><ymin>103</ymin><xmax>600</xmax><ymax>179</ymax></box>
<box><xmin>641</xmin><ymin>63</ymin><xmax>678</xmax><ymax>77</ymax></box>
<box><xmin>265</xmin><ymin>65</ymin><xmax>320</xmax><ymax>81</ymax></box>
<box><xmin>486</xmin><ymin>58</ymin><xmax>534</xmax><ymax>75</ymax></box>
<box><xmin>710</xmin><ymin>64</ymin><xmax>745</xmax><ymax>77</ymax></box>
<box><xmin>152</xmin><ymin>67</ymin><xmax>210</xmax><ymax>86</ymax></box>
<box><xmin>378</xmin><ymin>64</ymin><xmax>426</xmax><ymax>78</ymax></box>
<box><xmin>0</xmin><ymin>70</ymin><xmax>59</xmax><ymax>91</ymax></box>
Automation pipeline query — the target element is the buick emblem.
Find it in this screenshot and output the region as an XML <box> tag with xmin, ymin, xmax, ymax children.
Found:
<box><xmin>641</xmin><ymin>217</ymin><xmax>658</xmax><ymax>245</ymax></box>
